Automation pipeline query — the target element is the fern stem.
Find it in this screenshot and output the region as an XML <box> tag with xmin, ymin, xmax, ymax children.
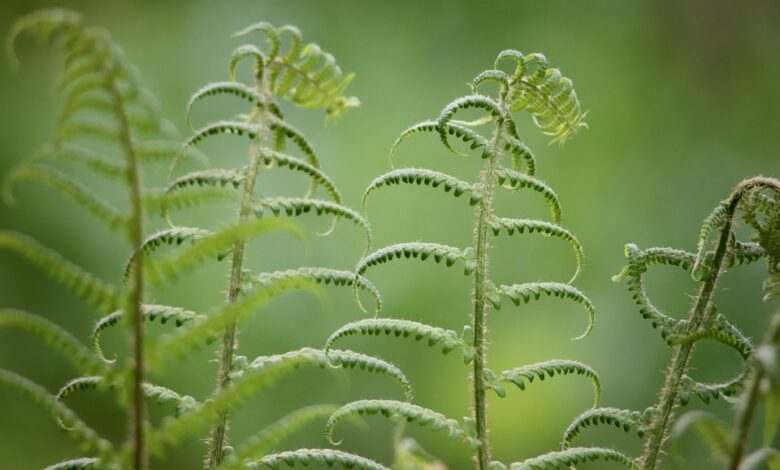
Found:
<box><xmin>641</xmin><ymin>178</ymin><xmax>776</xmax><ymax>469</ymax></box>
<box><xmin>728</xmin><ymin>312</ymin><xmax>780</xmax><ymax>470</ymax></box>
<box><xmin>105</xmin><ymin>63</ymin><xmax>147</xmax><ymax>470</ymax></box>
<box><xmin>206</xmin><ymin>92</ymin><xmax>270</xmax><ymax>468</ymax></box>
<box><xmin>470</xmin><ymin>109</ymin><xmax>505</xmax><ymax>469</ymax></box>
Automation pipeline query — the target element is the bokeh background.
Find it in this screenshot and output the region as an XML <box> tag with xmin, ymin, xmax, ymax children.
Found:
<box><xmin>1</xmin><ymin>1</ymin><xmax>778</xmax><ymax>468</ymax></box>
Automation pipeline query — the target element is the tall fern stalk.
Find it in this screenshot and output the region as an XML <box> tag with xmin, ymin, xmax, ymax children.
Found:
<box><xmin>207</xmin><ymin>69</ymin><xmax>271</xmax><ymax>468</ymax></box>
<box><xmin>470</xmin><ymin>98</ymin><xmax>505</xmax><ymax>467</ymax></box>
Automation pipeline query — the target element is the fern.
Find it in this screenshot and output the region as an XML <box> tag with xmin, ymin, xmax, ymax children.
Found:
<box><xmin>4</xmin><ymin>9</ymin><xmax>185</xmax><ymax>469</ymax></box>
<box><xmin>144</xmin><ymin>20</ymin><xmax>368</xmax><ymax>468</ymax></box>
<box><xmin>246</xmin><ymin>449</ymin><xmax>388</xmax><ymax>470</ymax></box>
<box><xmin>330</xmin><ymin>49</ymin><xmax>591</xmax><ymax>468</ymax></box>
<box><xmin>567</xmin><ymin>176</ymin><xmax>780</xmax><ymax>470</ymax></box>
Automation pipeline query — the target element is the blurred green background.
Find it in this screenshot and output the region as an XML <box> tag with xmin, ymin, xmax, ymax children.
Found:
<box><xmin>1</xmin><ymin>0</ymin><xmax>778</xmax><ymax>468</ymax></box>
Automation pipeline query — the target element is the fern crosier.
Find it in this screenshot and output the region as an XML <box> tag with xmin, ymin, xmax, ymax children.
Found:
<box><xmin>134</xmin><ymin>21</ymin><xmax>391</xmax><ymax>469</ymax></box>
<box><xmin>2</xmin><ymin>9</ymin><xmax>186</xmax><ymax>470</ymax></box>
<box><xmin>324</xmin><ymin>50</ymin><xmax>617</xmax><ymax>469</ymax></box>
<box><xmin>563</xmin><ymin>177</ymin><xmax>780</xmax><ymax>470</ymax></box>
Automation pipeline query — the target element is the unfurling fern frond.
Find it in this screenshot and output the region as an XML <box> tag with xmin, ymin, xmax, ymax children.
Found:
<box><xmin>326</xmin><ymin>318</ymin><xmax>475</xmax><ymax>362</ymax></box>
<box><xmin>563</xmin><ymin>408</ymin><xmax>651</xmax><ymax>448</ymax></box>
<box><xmin>43</xmin><ymin>457</ymin><xmax>112</xmax><ymax>470</ymax></box>
<box><xmin>168</xmin><ymin>20</ymin><xmax>367</xmax><ymax>468</ymax></box>
<box><xmin>601</xmin><ymin>177</ymin><xmax>780</xmax><ymax>470</ymax></box>
<box><xmin>326</xmin><ymin>400</ymin><xmax>480</xmax><ymax>449</ymax></box>
<box><xmin>498</xmin><ymin>447</ymin><xmax>638</xmax><ymax>470</ymax></box>
<box><xmin>245</xmin><ymin>449</ymin><xmax>389</xmax><ymax>470</ymax></box>
<box><xmin>493</xmin><ymin>360</ymin><xmax>601</xmax><ymax>406</ymax></box>
<box><xmin>670</xmin><ymin>411</ymin><xmax>732</xmax><ymax>459</ymax></box>
<box><xmin>340</xmin><ymin>49</ymin><xmax>593</xmax><ymax>468</ymax></box>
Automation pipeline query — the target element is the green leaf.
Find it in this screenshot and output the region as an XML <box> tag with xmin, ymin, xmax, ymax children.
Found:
<box><xmin>670</xmin><ymin>410</ymin><xmax>732</xmax><ymax>458</ymax></box>
<box><xmin>494</xmin><ymin>167</ymin><xmax>561</xmax><ymax>224</ymax></box>
<box><xmin>563</xmin><ymin>407</ymin><xmax>648</xmax><ymax>448</ymax></box>
<box><xmin>506</xmin><ymin>447</ymin><xmax>637</xmax><ymax>469</ymax></box>
<box><xmin>363</xmin><ymin>168</ymin><xmax>479</xmax><ymax>215</ymax></box>
<box><xmin>246</xmin><ymin>449</ymin><xmax>389</xmax><ymax>470</ymax></box>
<box><xmin>356</xmin><ymin>242</ymin><xmax>474</xmax><ymax>277</ymax></box>
<box><xmin>497</xmin><ymin>359</ymin><xmax>601</xmax><ymax>406</ymax></box>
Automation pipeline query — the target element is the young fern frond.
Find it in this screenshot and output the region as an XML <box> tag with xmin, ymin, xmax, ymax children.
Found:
<box><xmin>494</xmin><ymin>359</ymin><xmax>601</xmax><ymax>406</ymax></box>
<box><xmin>563</xmin><ymin>408</ymin><xmax>651</xmax><ymax>448</ymax></box>
<box><xmin>498</xmin><ymin>447</ymin><xmax>638</xmax><ymax>470</ymax></box>
<box><xmin>156</xmin><ymin>22</ymin><xmax>363</xmax><ymax>466</ymax></box>
<box><xmin>246</xmin><ymin>449</ymin><xmax>389</xmax><ymax>470</ymax></box>
<box><xmin>336</xmin><ymin>49</ymin><xmax>591</xmax><ymax>469</ymax></box>
<box><xmin>325</xmin><ymin>400</ymin><xmax>480</xmax><ymax>449</ymax></box>
<box><xmin>572</xmin><ymin>176</ymin><xmax>780</xmax><ymax>470</ymax></box>
<box><xmin>325</xmin><ymin>318</ymin><xmax>475</xmax><ymax>363</ymax></box>
<box><xmin>6</xmin><ymin>9</ymin><xmax>193</xmax><ymax>468</ymax></box>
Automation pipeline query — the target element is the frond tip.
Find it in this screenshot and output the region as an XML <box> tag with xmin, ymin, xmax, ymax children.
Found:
<box><xmin>246</xmin><ymin>449</ymin><xmax>389</xmax><ymax>470</ymax></box>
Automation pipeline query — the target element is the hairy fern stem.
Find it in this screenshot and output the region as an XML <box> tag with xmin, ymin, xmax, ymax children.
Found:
<box><xmin>207</xmin><ymin>83</ymin><xmax>271</xmax><ymax>467</ymax></box>
<box><xmin>641</xmin><ymin>178</ymin><xmax>773</xmax><ymax>469</ymax></box>
<box><xmin>106</xmin><ymin>63</ymin><xmax>148</xmax><ymax>470</ymax></box>
<box><xmin>471</xmin><ymin>105</ymin><xmax>505</xmax><ymax>469</ymax></box>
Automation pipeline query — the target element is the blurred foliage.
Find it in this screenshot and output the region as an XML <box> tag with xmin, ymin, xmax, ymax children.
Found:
<box><xmin>0</xmin><ymin>0</ymin><xmax>778</xmax><ymax>469</ymax></box>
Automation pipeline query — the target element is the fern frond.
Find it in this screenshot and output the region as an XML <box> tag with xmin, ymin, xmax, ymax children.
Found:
<box><xmin>504</xmin><ymin>447</ymin><xmax>638</xmax><ymax>469</ymax></box>
<box><xmin>496</xmin><ymin>360</ymin><xmax>601</xmax><ymax>406</ymax></box>
<box><xmin>326</xmin><ymin>400</ymin><xmax>480</xmax><ymax>448</ymax></box>
<box><xmin>146</xmin><ymin>186</ymin><xmax>237</xmax><ymax>218</ymax></box>
<box><xmin>488</xmin><ymin>217</ymin><xmax>583</xmax><ymax>282</ymax></box>
<box><xmin>266</xmin><ymin>117</ymin><xmax>320</xmax><ymax>168</ymax></box>
<box><xmin>495</xmin><ymin>50</ymin><xmax>587</xmax><ymax>144</ymax></box>
<box><xmin>138</xmin><ymin>226</ymin><xmax>213</xmax><ymax>257</ymax></box>
<box><xmin>0</xmin><ymin>230</ymin><xmax>119</xmax><ymax>312</ymax></box>
<box><xmin>168</xmin><ymin>168</ymin><xmax>246</xmax><ymax>193</ymax></box>
<box><xmin>563</xmin><ymin>407</ymin><xmax>649</xmax><ymax>448</ymax></box>
<box><xmin>437</xmin><ymin>95</ymin><xmax>506</xmax><ymax>156</ymax></box>
<box><xmin>678</xmin><ymin>373</ymin><xmax>745</xmax><ymax>405</ymax></box>
<box><xmin>228</xmin><ymin>44</ymin><xmax>265</xmax><ymax>83</ymax></box>
<box><xmin>669</xmin><ymin>313</ymin><xmax>754</xmax><ymax>359</ymax></box>
<box><xmin>389</xmin><ymin>120</ymin><xmax>492</xmax><ymax>165</ymax></box>
<box><xmin>145</xmin><ymin>218</ymin><xmax>305</xmax><ymax>284</ymax></box>
<box><xmin>254</xmin><ymin>197</ymin><xmax>369</xmax><ymax>241</ymax></box>
<box><xmin>55</xmin><ymin>376</ymin><xmax>104</xmax><ymax>401</ymax></box>
<box><xmin>246</xmin><ymin>449</ymin><xmax>389</xmax><ymax>470</ymax></box>
<box><xmin>6</xmin><ymin>8</ymin><xmax>82</xmax><ymax>68</ymax></box>
<box><xmin>0</xmin><ymin>368</ymin><xmax>113</xmax><ymax>456</ymax></box>
<box><xmin>363</xmin><ymin>168</ymin><xmax>480</xmax><ymax>214</ymax></box>
<box><xmin>356</xmin><ymin>242</ymin><xmax>474</xmax><ymax>277</ymax></box>
<box><xmin>492</xmin><ymin>282</ymin><xmax>595</xmax><ymax>339</ymax></box>
<box><xmin>470</xmin><ymin>69</ymin><xmax>511</xmax><ymax>96</ymax></box>
<box><xmin>494</xmin><ymin>167</ymin><xmax>561</xmax><ymax>224</ymax></box>
<box><xmin>670</xmin><ymin>411</ymin><xmax>732</xmax><ymax>458</ymax></box>
<box><xmin>4</xmin><ymin>164</ymin><xmax>126</xmax><ymax>231</ymax></box>
<box><xmin>92</xmin><ymin>304</ymin><xmax>205</xmax><ymax>361</ymax></box>
<box><xmin>246</xmin><ymin>348</ymin><xmax>412</xmax><ymax>402</ymax></box>
<box><xmin>325</xmin><ymin>318</ymin><xmax>475</xmax><ymax>363</ymax></box>
<box><xmin>0</xmin><ymin>309</ymin><xmax>105</xmax><ymax>374</ymax></box>
<box><xmin>187</xmin><ymin>81</ymin><xmax>279</xmax><ymax>129</ymax></box>
<box><xmin>247</xmin><ymin>267</ymin><xmax>382</xmax><ymax>313</ymax></box>
<box><xmin>31</xmin><ymin>143</ymin><xmax>124</xmax><ymax>180</ymax></box>
<box><xmin>223</xmin><ymin>404</ymin><xmax>339</xmax><ymax>467</ymax></box>
<box><xmin>147</xmin><ymin>278</ymin><xmax>322</xmax><ymax>367</ymax></box>
<box><xmin>259</xmin><ymin>149</ymin><xmax>341</xmax><ymax>203</ymax></box>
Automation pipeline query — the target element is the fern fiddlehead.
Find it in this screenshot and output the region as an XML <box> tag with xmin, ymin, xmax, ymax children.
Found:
<box><xmin>4</xmin><ymin>9</ymin><xmax>183</xmax><ymax>469</ymax></box>
<box><xmin>563</xmin><ymin>177</ymin><xmax>780</xmax><ymax>469</ymax></box>
<box><xmin>326</xmin><ymin>50</ymin><xmax>616</xmax><ymax>469</ymax></box>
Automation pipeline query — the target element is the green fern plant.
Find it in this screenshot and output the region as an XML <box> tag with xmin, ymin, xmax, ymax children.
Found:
<box><xmin>562</xmin><ymin>176</ymin><xmax>780</xmax><ymax>469</ymax></box>
<box><xmin>127</xmin><ymin>21</ymin><xmax>408</xmax><ymax>469</ymax></box>
<box><xmin>1</xmin><ymin>8</ymin><xmax>189</xmax><ymax>469</ymax></box>
<box><xmin>319</xmin><ymin>50</ymin><xmax>626</xmax><ymax>469</ymax></box>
